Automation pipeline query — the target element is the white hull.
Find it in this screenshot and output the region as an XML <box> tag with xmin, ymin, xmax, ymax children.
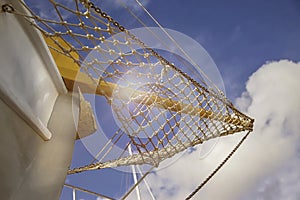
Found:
<box><xmin>0</xmin><ymin>0</ymin><xmax>79</xmax><ymax>199</ymax></box>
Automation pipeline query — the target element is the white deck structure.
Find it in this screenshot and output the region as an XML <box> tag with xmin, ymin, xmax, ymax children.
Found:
<box><xmin>0</xmin><ymin>0</ymin><xmax>79</xmax><ymax>199</ymax></box>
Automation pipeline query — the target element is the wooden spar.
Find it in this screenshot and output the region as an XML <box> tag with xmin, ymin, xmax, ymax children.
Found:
<box><xmin>59</xmin><ymin>66</ymin><xmax>253</xmax><ymax>129</ymax></box>
<box><xmin>45</xmin><ymin>36</ymin><xmax>253</xmax><ymax>130</ymax></box>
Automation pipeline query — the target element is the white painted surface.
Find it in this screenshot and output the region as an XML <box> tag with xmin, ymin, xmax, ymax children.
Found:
<box><xmin>0</xmin><ymin>1</ymin><xmax>79</xmax><ymax>199</ymax></box>
<box><xmin>0</xmin><ymin>93</ymin><xmax>79</xmax><ymax>200</ymax></box>
<box><xmin>0</xmin><ymin>0</ymin><xmax>67</xmax><ymax>140</ymax></box>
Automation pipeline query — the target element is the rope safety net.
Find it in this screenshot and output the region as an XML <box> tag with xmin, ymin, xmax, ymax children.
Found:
<box><xmin>5</xmin><ymin>0</ymin><xmax>254</xmax><ymax>174</ymax></box>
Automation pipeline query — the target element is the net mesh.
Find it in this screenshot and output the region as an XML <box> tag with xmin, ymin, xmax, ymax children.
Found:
<box><xmin>8</xmin><ymin>0</ymin><xmax>253</xmax><ymax>173</ymax></box>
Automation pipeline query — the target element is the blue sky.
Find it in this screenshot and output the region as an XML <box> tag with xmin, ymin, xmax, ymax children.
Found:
<box><xmin>138</xmin><ymin>0</ymin><xmax>300</xmax><ymax>100</ymax></box>
<box><xmin>99</xmin><ymin>0</ymin><xmax>300</xmax><ymax>97</ymax></box>
<box><xmin>23</xmin><ymin>0</ymin><xmax>300</xmax><ymax>199</ymax></box>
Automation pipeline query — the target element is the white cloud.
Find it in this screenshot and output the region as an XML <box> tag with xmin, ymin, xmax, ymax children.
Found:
<box><xmin>135</xmin><ymin>60</ymin><xmax>300</xmax><ymax>199</ymax></box>
<box><xmin>115</xmin><ymin>0</ymin><xmax>151</xmax><ymax>11</ymax></box>
<box><xmin>96</xmin><ymin>197</ymin><xmax>109</xmax><ymax>200</ymax></box>
<box><xmin>100</xmin><ymin>0</ymin><xmax>150</xmax><ymax>13</ymax></box>
<box><xmin>25</xmin><ymin>0</ymin><xmax>76</xmax><ymax>20</ymax></box>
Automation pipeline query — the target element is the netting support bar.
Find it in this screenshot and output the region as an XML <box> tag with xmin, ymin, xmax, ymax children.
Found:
<box><xmin>60</xmin><ymin>66</ymin><xmax>254</xmax><ymax>130</ymax></box>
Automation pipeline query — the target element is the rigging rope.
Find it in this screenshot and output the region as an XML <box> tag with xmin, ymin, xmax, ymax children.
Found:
<box><xmin>1</xmin><ymin>0</ymin><xmax>255</xmax><ymax>198</ymax></box>
<box><xmin>133</xmin><ymin>0</ymin><xmax>224</xmax><ymax>95</ymax></box>
<box><xmin>64</xmin><ymin>183</ymin><xmax>115</xmax><ymax>200</ymax></box>
<box><xmin>185</xmin><ymin>130</ymin><xmax>252</xmax><ymax>200</ymax></box>
<box><xmin>2</xmin><ymin>0</ymin><xmax>254</xmax><ymax>173</ymax></box>
<box><xmin>118</xmin><ymin>2</ymin><xmax>210</xmax><ymax>95</ymax></box>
